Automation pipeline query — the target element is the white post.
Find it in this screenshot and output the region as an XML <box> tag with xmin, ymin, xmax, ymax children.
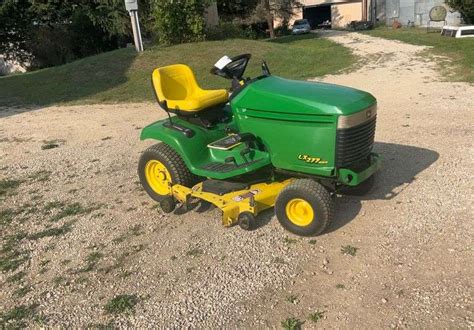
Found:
<box><xmin>130</xmin><ymin>10</ymin><xmax>143</xmax><ymax>52</ymax></box>
<box><xmin>124</xmin><ymin>0</ymin><xmax>143</xmax><ymax>52</ymax></box>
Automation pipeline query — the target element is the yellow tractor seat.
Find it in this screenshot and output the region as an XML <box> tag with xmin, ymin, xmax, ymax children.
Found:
<box><xmin>152</xmin><ymin>64</ymin><xmax>228</xmax><ymax>113</ymax></box>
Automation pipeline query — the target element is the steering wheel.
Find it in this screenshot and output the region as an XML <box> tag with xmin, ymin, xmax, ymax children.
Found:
<box><xmin>211</xmin><ymin>54</ymin><xmax>252</xmax><ymax>80</ymax></box>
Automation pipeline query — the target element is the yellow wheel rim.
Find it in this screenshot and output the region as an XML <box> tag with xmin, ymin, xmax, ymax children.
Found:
<box><xmin>144</xmin><ymin>160</ymin><xmax>171</xmax><ymax>195</ymax></box>
<box><xmin>285</xmin><ymin>198</ymin><xmax>314</xmax><ymax>227</ymax></box>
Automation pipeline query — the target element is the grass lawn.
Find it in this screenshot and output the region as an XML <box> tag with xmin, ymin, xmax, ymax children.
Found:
<box><xmin>365</xmin><ymin>28</ymin><xmax>474</xmax><ymax>83</ymax></box>
<box><xmin>0</xmin><ymin>34</ymin><xmax>355</xmax><ymax>106</ymax></box>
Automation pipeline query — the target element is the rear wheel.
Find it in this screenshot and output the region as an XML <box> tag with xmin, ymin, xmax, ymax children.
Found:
<box><xmin>138</xmin><ymin>143</ymin><xmax>198</xmax><ymax>202</ymax></box>
<box><xmin>275</xmin><ymin>179</ymin><xmax>333</xmax><ymax>236</ymax></box>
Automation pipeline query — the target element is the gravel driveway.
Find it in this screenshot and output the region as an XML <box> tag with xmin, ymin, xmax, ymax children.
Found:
<box><xmin>1</xmin><ymin>32</ymin><xmax>472</xmax><ymax>328</ymax></box>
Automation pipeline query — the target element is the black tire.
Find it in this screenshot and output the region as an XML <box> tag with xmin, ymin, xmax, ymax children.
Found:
<box><xmin>275</xmin><ymin>179</ymin><xmax>334</xmax><ymax>236</ymax></box>
<box><xmin>138</xmin><ymin>143</ymin><xmax>199</xmax><ymax>202</ymax></box>
<box><xmin>340</xmin><ymin>175</ymin><xmax>375</xmax><ymax>196</ymax></box>
<box><xmin>160</xmin><ymin>197</ymin><xmax>176</xmax><ymax>213</ymax></box>
<box><xmin>238</xmin><ymin>212</ymin><xmax>257</xmax><ymax>231</ymax></box>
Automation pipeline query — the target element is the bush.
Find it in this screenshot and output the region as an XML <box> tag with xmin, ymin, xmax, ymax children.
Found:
<box><xmin>445</xmin><ymin>0</ymin><xmax>474</xmax><ymax>24</ymax></box>
<box><xmin>153</xmin><ymin>0</ymin><xmax>207</xmax><ymax>45</ymax></box>
<box><xmin>25</xmin><ymin>10</ymin><xmax>125</xmax><ymax>69</ymax></box>
<box><xmin>206</xmin><ymin>22</ymin><xmax>245</xmax><ymax>40</ymax></box>
<box><xmin>274</xmin><ymin>25</ymin><xmax>292</xmax><ymax>36</ymax></box>
<box><xmin>206</xmin><ymin>21</ymin><xmax>267</xmax><ymax>40</ymax></box>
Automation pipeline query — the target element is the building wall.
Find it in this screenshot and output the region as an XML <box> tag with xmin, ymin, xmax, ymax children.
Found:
<box><xmin>303</xmin><ymin>0</ymin><xmax>358</xmax><ymax>5</ymax></box>
<box><xmin>383</xmin><ymin>0</ymin><xmax>462</xmax><ymax>25</ymax></box>
<box><xmin>278</xmin><ymin>0</ymin><xmax>363</xmax><ymax>27</ymax></box>
<box><xmin>332</xmin><ymin>2</ymin><xmax>363</xmax><ymax>27</ymax></box>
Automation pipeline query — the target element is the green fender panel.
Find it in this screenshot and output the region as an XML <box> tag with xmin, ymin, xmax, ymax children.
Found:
<box><xmin>139</xmin><ymin>117</ymin><xmax>271</xmax><ymax>179</ymax></box>
<box><xmin>140</xmin><ymin>118</ymin><xmax>224</xmax><ymax>174</ymax></box>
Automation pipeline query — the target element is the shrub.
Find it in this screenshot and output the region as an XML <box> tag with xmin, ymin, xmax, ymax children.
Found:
<box><xmin>445</xmin><ymin>0</ymin><xmax>474</xmax><ymax>24</ymax></box>
<box><xmin>206</xmin><ymin>21</ymin><xmax>267</xmax><ymax>40</ymax></box>
<box><xmin>152</xmin><ymin>0</ymin><xmax>207</xmax><ymax>45</ymax></box>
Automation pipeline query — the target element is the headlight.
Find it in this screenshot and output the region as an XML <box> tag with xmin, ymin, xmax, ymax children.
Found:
<box><xmin>337</xmin><ymin>105</ymin><xmax>377</xmax><ymax>129</ymax></box>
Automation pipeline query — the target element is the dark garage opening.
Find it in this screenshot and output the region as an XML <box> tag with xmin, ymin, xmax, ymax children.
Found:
<box><xmin>303</xmin><ymin>5</ymin><xmax>331</xmax><ymax>29</ymax></box>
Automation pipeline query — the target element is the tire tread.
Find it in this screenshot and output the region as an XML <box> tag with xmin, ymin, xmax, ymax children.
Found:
<box><xmin>275</xmin><ymin>179</ymin><xmax>334</xmax><ymax>236</ymax></box>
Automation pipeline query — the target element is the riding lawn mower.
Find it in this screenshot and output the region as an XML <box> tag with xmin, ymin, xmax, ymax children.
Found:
<box><xmin>138</xmin><ymin>54</ymin><xmax>381</xmax><ymax>236</ymax></box>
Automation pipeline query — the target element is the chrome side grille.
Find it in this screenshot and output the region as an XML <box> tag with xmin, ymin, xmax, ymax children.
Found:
<box><xmin>336</xmin><ymin>116</ymin><xmax>376</xmax><ymax>167</ymax></box>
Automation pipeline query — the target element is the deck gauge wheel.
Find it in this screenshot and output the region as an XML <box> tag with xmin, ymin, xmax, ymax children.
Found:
<box><xmin>238</xmin><ymin>212</ymin><xmax>257</xmax><ymax>230</ymax></box>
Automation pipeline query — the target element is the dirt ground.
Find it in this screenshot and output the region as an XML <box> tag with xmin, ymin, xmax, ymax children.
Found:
<box><xmin>1</xmin><ymin>33</ymin><xmax>472</xmax><ymax>328</ymax></box>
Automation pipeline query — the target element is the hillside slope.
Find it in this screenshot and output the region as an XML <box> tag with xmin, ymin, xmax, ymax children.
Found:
<box><xmin>0</xmin><ymin>35</ymin><xmax>355</xmax><ymax>106</ymax></box>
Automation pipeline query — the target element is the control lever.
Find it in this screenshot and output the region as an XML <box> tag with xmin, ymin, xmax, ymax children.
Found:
<box><xmin>240</xmin><ymin>147</ymin><xmax>251</xmax><ymax>164</ymax></box>
<box><xmin>225</xmin><ymin>156</ymin><xmax>237</xmax><ymax>167</ymax></box>
<box><xmin>262</xmin><ymin>60</ymin><xmax>271</xmax><ymax>76</ymax></box>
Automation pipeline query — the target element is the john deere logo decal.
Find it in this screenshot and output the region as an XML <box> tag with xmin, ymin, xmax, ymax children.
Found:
<box><xmin>298</xmin><ymin>154</ymin><xmax>328</xmax><ymax>164</ymax></box>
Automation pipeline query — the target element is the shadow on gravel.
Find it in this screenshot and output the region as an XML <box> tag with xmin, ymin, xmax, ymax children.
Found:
<box><xmin>168</xmin><ymin>142</ymin><xmax>439</xmax><ymax>236</ymax></box>
<box><xmin>327</xmin><ymin>142</ymin><xmax>440</xmax><ymax>233</ymax></box>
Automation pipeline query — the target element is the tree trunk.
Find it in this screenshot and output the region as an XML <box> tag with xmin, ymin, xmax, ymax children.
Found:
<box><xmin>263</xmin><ymin>0</ymin><xmax>275</xmax><ymax>38</ymax></box>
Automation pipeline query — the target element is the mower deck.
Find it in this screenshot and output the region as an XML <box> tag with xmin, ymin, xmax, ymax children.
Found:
<box><xmin>172</xmin><ymin>179</ymin><xmax>293</xmax><ymax>227</ymax></box>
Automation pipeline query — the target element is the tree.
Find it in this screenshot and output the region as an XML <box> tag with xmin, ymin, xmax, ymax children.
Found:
<box><xmin>251</xmin><ymin>0</ymin><xmax>302</xmax><ymax>38</ymax></box>
<box><xmin>0</xmin><ymin>0</ymin><xmax>152</xmax><ymax>68</ymax></box>
<box><xmin>152</xmin><ymin>0</ymin><xmax>208</xmax><ymax>45</ymax></box>
<box><xmin>217</xmin><ymin>0</ymin><xmax>259</xmax><ymax>20</ymax></box>
<box><xmin>0</xmin><ymin>0</ymin><xmax>33</xmax><ymax>64</ymax></box>
<box><xmin>445</xmin><ymin>0</ymin><xmax>474</xmax><ymax>24</ymax></box>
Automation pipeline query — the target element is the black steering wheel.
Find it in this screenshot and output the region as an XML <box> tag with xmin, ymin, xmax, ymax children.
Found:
<box><xmin>211</xmin><ymin>54</ymin><xmax>252</xmax><ymax>80</ymax></box>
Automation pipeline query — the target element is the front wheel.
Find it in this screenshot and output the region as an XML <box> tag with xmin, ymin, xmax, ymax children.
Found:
<box><xmin>138</xmin><ymin>143</ymin><xmax>198</xmax><ymax>202</ymax></box>
<box><xmin>275</xmin><ymin>179</ymin><xmax>334</xmax><ymax>236</ymax></box>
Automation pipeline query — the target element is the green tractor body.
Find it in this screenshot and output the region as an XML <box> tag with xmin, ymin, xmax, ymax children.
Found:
<box><xmin>141</xmin><ymin>75</ymin><xmax>380</xmax><ymax>186</ymax></box>
<box><xmin>138</xmin><ymin>54</ymin><xmax>381</xmax><ymax>236</ymax></box>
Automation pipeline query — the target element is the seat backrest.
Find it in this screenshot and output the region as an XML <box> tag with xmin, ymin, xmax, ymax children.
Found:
<box><xmin>152</xmin><ymin>64</ymin><xmax>199</xmax><ymax>104</ymax></box>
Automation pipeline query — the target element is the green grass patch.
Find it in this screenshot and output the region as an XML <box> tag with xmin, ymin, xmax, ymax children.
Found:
<box><xmin>186</xmin><ymin>247</ymin><xmax>203</xmax><ymax>257</ymax></box>
<box><xmin>112</xmin><ymin>224</ymin><xmax>142</xmax><ymax>244</ymax></box>
<box><xmin>29</xmin><ymin>222</ymin><xmax>74</xmax><ymax>240</ymax></box>
<box><xmin>0</xmin><ymin>304</ymin><xmax>38</xmax><ymax>328</ymax></box>
<box><xmin>87</xmin><ymin>321</ymin><xmax>116</xmax><ymax>329</ymax></box>
<box><xmin>272</xmin><ymin>256</ymin><xmax>287</xmax><ymax>264</ymax></box>
<box><xmin>0</xmin><ymin>208</ymin><xmax>19</xmax><ymax>226</ymax></box>
<box><xmin>29</xmin><ymin>170</ymin><xmax>52</xmax><ymax>182</ymax></box>
<box><xmin>281</xmin><ymin>317</ymin><xmax>303</xmax><ymax>330</ymax></box>
<box><xmin>0</xmin><ymin>179</ymin><xmax>22</xmax><ymax>197</ymax></box>
<box><xmin>49</xmin><ymin>202</ymin><xmax>99</xmax><ymax>222</ymax></box>
<box><xmin>7</xmin><ymin>271</ymin><xmax>26</xmax><ymax>283</ymax></box>
<box><xmin>104</xmin><ymin>294</ymin><xmax>138</xmax><ymax>314</ymax></box>
<box><xmin>41</xmin><ymin>139</ymin><xmax>64</xmax><ymax>150</ymax></box>
<box><xmin>77</xmin><ymin>251</ymin><xmax>103</xmax><ymax>272</ymax></box>
<box><xmin>284</xmin><ymin>237</ymin><xmax>298</xmax><ymax>244</ymax></box>
<box><xmin>43</xmin><ymin>201</ymin><xmax>66</xmax><ymax>212</ymax></box>
<box><xmin>286</xmin><ymin>294</ymin><xmax>298</xmax><ymax>304</ymax></box>
<box><xmin>341</xmin><ymin>245</ymin><xmax>358</xmax><ymax>256</ymax></box>
<box><xmin>365</xmin><ymin>28</ymin><xmax>474</xmax><ymax>83</ymax></box>
<box><xmin>0</xmin><ymin>35</ymin><xmax>355</xmax><ymax>106</ymax></box>
<box><xmin>1</xmin><ymin>232</ymin><xmax>29</xmax><ymax>272</ymax></box>
<box><xmin>13</xmin><ymin>285</ymin><xmax>32</xmax><ymax>298</ymax></box>
<box><xmin>308</xmin><ymin>310</ymin><xmax>325</xmax><ymax>323</ymax></box>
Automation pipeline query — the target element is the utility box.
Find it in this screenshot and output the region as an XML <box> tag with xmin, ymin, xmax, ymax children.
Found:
<box><xmin>124</xmin><ymin>0</ymin><xmax>138</xmax><ymax>11</ymax></box>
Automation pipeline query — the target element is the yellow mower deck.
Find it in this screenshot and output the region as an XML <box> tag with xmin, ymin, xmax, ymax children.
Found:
<box><xmin>172</xmin><ymin>179</ymin><xmax>293</xmax><ymax>226</ymax></box>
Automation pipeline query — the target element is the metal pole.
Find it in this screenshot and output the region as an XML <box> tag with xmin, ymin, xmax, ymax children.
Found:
<box><xmin>130</xmin><ymin>10</ymin><xmax>143</xmax><ymax>52</ymax></box>
<box><xmin>134</xmin><ymin>11</ymin><xmax>144</xmax><ymax>52</ymax></box>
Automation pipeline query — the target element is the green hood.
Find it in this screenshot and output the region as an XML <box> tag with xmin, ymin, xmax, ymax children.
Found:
<box><xmin>231</xmin><ymin>76</ymin><xmax>376</xmax><ymax>116</ymax></box>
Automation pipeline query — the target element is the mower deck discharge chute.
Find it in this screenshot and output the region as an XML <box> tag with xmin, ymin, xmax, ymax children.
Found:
<box><xmin>138</xmin><ymin>54</ymin><xmax>381</xmax><ymax>236</ymax></box>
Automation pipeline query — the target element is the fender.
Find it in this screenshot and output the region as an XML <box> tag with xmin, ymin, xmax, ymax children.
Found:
<box><xmin>140</xmin><ymin>118</ymin><xmax>226</xmax><ymax>175</ymax></box>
